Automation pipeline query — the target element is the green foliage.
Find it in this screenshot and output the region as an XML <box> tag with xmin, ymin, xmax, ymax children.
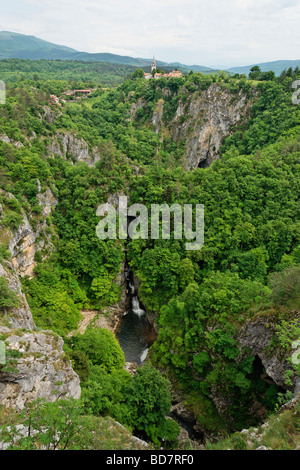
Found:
<box><xmin>0</xmin><ymin>398</ymin><xmax>93</xmax><ymax>450</ymax></box>
<box><xmin>269</xmin><ymin>265</ymin><xmax>300</xmax><ymax>308</ymax></box>
<box><xmin>66</xmin><ymin>337</ymin><xmax>177</xmax><ymax>445</ymax></box>
<box><xmin>69</xmin><ymin>350</ymin><xmax>90</xmax><ymax>383</ymax></box>
<box><xmin>1</xmin><ymin>210</ymin><xmax>23</xmax><ymax>230</ymax></box>
<box><xmin>91</xmin><ymin>272</ymin><xmax>120</xmax><ymax>306</ymax></box>
<box><xmin>131</xmin><ymin>69</ymin><xmax>145</xmax><ymax>80</ymax></box>
<box><xmin>206</xmin><ymin>400</ymin><xmax>300</xmax><ymax>450</ymax></box>
<box><xmin>0</xmin><ymin>59</ymin><xmax>138</xmax><ymax>87</ymax></box>
<box><xmin>25</xmin><ymin>264</ymin><xmax>82</xmax><ymax>334</ymax></box>
<box><xmin>114</xmin><ymin>364</ymin><xmax>178</xmax><ymax>445</ymax></box>
<box><xmin>274</xmin><ymin>391</ymin><xmax>294</xmax><ymax>412</ymax></box>
<box><xmin>1</xmin><ymin>65</ymin><xmax>300</xmax><ymax>437</ymax></box>
<box><xmin>275</xmin><ymin>319</ymin><xmax>300</xmax><ymax>385</ymax></box>
<box><xmin>0</xmin><ymin>397</ymin><xmax>151</xmax><ymax>450</ymax></box>
<box><xmin>249</xmin><ymin>66</ymin><xmax>262</xmax><ymax>80</ymax></box>
<box><xmin>0</xmin><ymin>244</ymin><xmax>11</xmax><ymax>263</ymax></box>
<box><xmin>0</xmin><ymin>347</ymin><xmax>22</xmax><ymax>375</ymax></box>
<box><xmin>0</xmin><ymin>277</ymin><xmax>20</xmax><ymax>310</ymax></box>
<box><xmin>81</xmin><ymin>366</ymin><xmax>131</xmax><ymax>415</ymax></box>
<box><xmin>68</xmin><ymin>328</ymin><xmax>125</xmax><ymax>373</ymax></box>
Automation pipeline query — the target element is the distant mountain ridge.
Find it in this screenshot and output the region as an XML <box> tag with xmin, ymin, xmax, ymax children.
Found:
<box><xmin>227</xmin><ymin>59</ymin><xmax>300</xmax><ymax>76</ymax></box>
<box><xmin>0</xmin><ymin>31</ymin><xmax>299</xmax><ymax>76</ymax></box>
<box><xmin>0</xmin><ymin>31</ymin><xmax>78</xmax><ymax>60</ymax></box>
<box><xmin>0</xmin><ymin>31</ymin><xmax>214</xmax><ymax>72</ymax></box>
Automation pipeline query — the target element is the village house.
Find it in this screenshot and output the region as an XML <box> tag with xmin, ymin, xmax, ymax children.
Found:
<box><xmin>49</xmin><ymin>94</ymin><xmax>62</xmax><ymax>106</ymax></box>
<box><xmin>144</xmin><ymin>57</ymin><xmax>183</xmax><ymax>80</ymax></box>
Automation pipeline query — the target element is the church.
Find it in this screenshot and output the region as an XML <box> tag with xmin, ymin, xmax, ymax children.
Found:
<box><xmin>144</xmin><ymin>57</ymin><xmax>183</xmax><ymax>80</ymax></box>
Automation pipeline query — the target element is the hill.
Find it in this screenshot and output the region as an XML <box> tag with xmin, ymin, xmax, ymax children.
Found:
<box><xmin>0</xmin><ymin>58</ymin><xmax>139</xmax><ymax>86</ymax></box>
<box><xmin>0</xmin><ymin>31</ymin><xmax>78</xmax><ymax>60</ymax></box>
<box><xmin>2</xmin><ymin>32</ymin><xmax>300</xmax><ymax>77</ymax></box>
<box><xmin>0</xmin><ymin>31</ymin><xmax>214</xmax><ymax>73</ymax></box>
<box><xmin>228</xmin><ymin>59</ymin><xmax>300</xmax><ymax>76</ymax></box>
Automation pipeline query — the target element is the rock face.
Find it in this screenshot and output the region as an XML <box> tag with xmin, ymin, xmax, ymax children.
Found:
<box><xmin>237</xmin><ymin>318</ymin><xmax>292</xmax><ymax>388</ymax></box>
<box><xmin>6</xmin><ymin>187</ymin><xmax>57</xmax><ymax>278</ymax></box>
<box><xmin>0</xmin><ymin>262</ymin><xmax>35</xmax><ymax>330</ymax></box>
<box><xmin>171</xmin><ymin>402</ymin><xmax>196</xmax><ymax>423</ymax></box>
<box><xmin>0</xmin><ymin>134</ymin><xmax>24</xmax><ymax>149</ymax></box>
<box><xmin>129</xmin><ymin>98</ymin><xmax>145</xmax><ymax>121</ymax></box>
<box><xmin>208</xmin><ymin>317</ymin><xmax>295</xmax><ymax>424</ymax></box>
<box><xmin>130</xmin><ymin>83</ymin><xmax>255</xmax><ymax>170</ymax></box>
<box><xmin>0</xmin><ymin>326</ymin><xmax>81</xmax><ymax>410</ymax></box>
<box><xmin>170</xmin><ymin>84</ymin><xmax>254</xmax><ymax>169</ymax></box>
<box><xmin>48</xmin><ymin>132</ymin><xmax>101</xmax><ymax>167</ymax></box>
<box><xmin>152</xmin><ymin>99</ymin><xmax>164</xmax><ymax>134</ymax></box>
<box><xmin>0</xmin><ymin>189</ymin><xmax>81</xmax><ymax>410</ymax></box>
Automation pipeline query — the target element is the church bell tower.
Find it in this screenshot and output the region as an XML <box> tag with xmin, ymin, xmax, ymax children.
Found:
<box><xmin>151</xmin><ymin>56</ymin><xmax>157</xmax><ymax>73</ymax></box>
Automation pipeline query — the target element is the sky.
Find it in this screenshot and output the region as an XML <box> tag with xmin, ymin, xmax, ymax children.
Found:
<box><xmin>0</xmin><ymin>0</ymin><xmax>300</xmax><ymax>67</ymax></box>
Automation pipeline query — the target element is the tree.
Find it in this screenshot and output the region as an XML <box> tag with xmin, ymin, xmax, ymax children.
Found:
<box><xmin>69</xmin><ymin>328</ymin><xmax>125</xmax><ymax>373</ymax></box>
<box><xmin>260</xmin><ymin>70</ymin><xmax>275</xmax><ymax>81</ymax></box>
<box><xmin>91</xmin><ymin>274</ymin><xmax>120</xmax><ymax>306</ymax></box>
<box><xmin>81</xmin><ymin>366</ymin><xmax>131</xmax><ymax>415</ymax></box>
<box><xmin>0</xmin><ymin>277</ymin><xmax>20</xmax><ymax>311</ymax></box>
<box><xmin>249</xmin><ymin>66</ymin><xmax>262</xmax><ymax>80</ymax></box>
<box><xmin>132</xmin><ymin>69</ymin><xmax>144</xmax><ymax>80</ymax></box>
<box><xmin>0</xmin><ymin>398</ymin><xmax>93</xmax><ymax>450</ymax></box>
<box><xmin>117</xmin><ymin>364</ymin><xmax>175</xmax><ymax>443</ymax></box>
<box><xmin>269</xmin><ymin>265</ymin><xmax>300</xmax><ymax>307</ymax></box>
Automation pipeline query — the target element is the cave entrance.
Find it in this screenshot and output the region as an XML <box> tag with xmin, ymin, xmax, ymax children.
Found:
<box><xmin>197</xmin><ymin>149</ymin><xmax>214</xmax><ymax>168</ymax></box>
<box><xmin>250</xmin><ymin>356</ymin><xmax>286</xmax><ymax>411</ymax></box>
<box><xmin>198</xmin><ymin>159</ymin><xmax>210</xmax><ymax>169</ymax></box>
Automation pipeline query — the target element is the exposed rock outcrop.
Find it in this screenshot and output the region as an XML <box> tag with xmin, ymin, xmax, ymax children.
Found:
<box><xmin>0</xmin><ymin>262</ymin><xmax>35</xmax><ymax>330</ymax></box>
<box><xmin>0</xmin><ymin>326</ymin><xmax>81</xmax><ymax>410</ymax></box>
<box><xmin>152</xmin><ymin>99</ymin><xmax>164</xmax><ymax>134</ymax></box>
<box><xmin>48</xmin><ymin>132</ymin><xmax>101</xmax><ymax>167</ymax></box>
<box><xmin>130</xmin><ymin>83</ymin><xmax>255</xmax><ymax>170</ymax></box>
<box><xmin>0</xmin><ymin>134</ymin><xmax>23</xmax><ymax>149</ymax></box>
<box><xmin>1</xmin><ymin>187</ymin><xmax>58</xmax><ymax>279</ymax></box>
<box><xmin>0</xmin><ymin>188</ymin><xmax>81</xmax><ymax>411</ymax></box>
<box><xmin>237</xmin><ymin>318</ymin><xmax>292</xmax><ymax>389</ymax></box>
<box><xmin>170</xmin><ymin>84</ymin><xmax>255</xmax><ymax>169</ymax></box>
<box><xmin>129</xmin><ymin>98</ymin><xmax>145</xmax><ymax>120</ymax></box>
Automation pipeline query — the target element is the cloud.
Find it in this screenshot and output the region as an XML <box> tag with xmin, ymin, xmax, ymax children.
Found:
<box><xmin>0</xmin><ymin>0</ymin><xmax>299</xmax><ymax>67</ymax></box>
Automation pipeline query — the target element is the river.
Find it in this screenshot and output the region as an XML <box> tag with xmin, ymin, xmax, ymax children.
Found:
<box><xmin>116</xmin><ymin>268</ymin><xmax>156</xmax><ymax>365</ymax></box>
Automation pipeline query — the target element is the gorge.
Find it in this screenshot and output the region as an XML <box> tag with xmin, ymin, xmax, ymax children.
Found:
<box><xmin>117</xmin><ymin>267</ymin><xmax>155</xmax><ymax>366</ymax></box>
<box><xmin>0</xmin><ymin>66</ymin><xmax>300</xmax><ymax>449</ymax></box>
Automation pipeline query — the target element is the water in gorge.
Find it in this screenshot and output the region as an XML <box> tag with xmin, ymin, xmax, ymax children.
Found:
<box><xmin>117</xmin><ymin>268</ymin><xmax>156</xmax><ymax>365</ymax></box>
<box><xmin>117</xmin><ymin>267</ymin><xmax>202</xmax><ymax>444</ymax></box>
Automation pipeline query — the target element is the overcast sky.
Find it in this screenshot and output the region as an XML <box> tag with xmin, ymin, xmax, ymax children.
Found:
<box><xmin>1</xmin><ymin>0</ymin><xmax>300</xmax><ymax>67</ymax></box>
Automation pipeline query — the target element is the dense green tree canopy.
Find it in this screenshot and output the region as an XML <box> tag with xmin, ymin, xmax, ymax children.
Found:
<box><xmin>0</xmin><ymin>64</ymin><xmax>300</xmax><ymax>439</ymax></box>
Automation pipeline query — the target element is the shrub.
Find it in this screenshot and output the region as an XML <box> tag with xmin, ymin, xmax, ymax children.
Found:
<box><xmin>69</xmin><ymin>328</ymin><xmax>125</xmax><ymax>373</ymax></box>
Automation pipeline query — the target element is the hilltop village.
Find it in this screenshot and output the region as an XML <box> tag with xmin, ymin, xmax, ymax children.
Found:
<box><xmin>144</xmin><ymin>56</ymin><xmax>183</xmax><ymax>79</ymax></box>
<box><xmin>49</xmin><ymin>58</ymin><xmax>183</xmax><ymax>106</ymax></box>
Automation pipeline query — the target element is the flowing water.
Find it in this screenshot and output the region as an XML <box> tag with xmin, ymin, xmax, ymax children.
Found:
<box><xmin>116</xmin><ymin>267</ymin><xmax>202</xmax><ymax>443</ymax></box>
<box><xmin>117</xmin><ymin>268</ymin><xmax>156</xmax><ymax>365</ymax></box>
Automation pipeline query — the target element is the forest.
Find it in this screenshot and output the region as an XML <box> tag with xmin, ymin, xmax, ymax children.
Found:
<box><xmin>0</xmin><ymin>62</ymin><xmax>299</xmax><ymax>449</ymax></box>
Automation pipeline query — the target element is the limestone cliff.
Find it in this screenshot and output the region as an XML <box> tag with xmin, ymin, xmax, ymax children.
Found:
<box><xmin>0</xmin><ymin>186</ymin><xmax>57</xmax><ymax>279</ymax></box>
<box><xmin>132</xmin><ymin>83</ymin><xmax>255</xmax><ymax>170</ymax></box>
<box><xmin>47</xmin><ymin>132</ymin><xmax>101</xmax><ymax>167</ymax></box>
<box><xmin>0</xmin><ymin>261</ymin><xmax>34</xmax><ymax>330</ymax></box>
<box><xmin>0</xmin><ymin>326</ymin><xmax>81</xmax><ymax>410</ymax></box>
<box><xmin>237</xmin><ymin>317</ymin><xmax>293</xmax><ymax>389</ymax></box>
<box><xmin>175</xmin><ymin>85</ymin><xmax>254</xmax><ymax>169</ymax></box>
<box><xmin>0</xmin><ymin>190</ymin><xmax>81</xmax><ymax>410</ymax></box>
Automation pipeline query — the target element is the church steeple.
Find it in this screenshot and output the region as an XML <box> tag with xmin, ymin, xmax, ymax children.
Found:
<box><xmin>151</xmin><ymin>56</ymin><xmax>157</xmax><ymax>73</ymax></box>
